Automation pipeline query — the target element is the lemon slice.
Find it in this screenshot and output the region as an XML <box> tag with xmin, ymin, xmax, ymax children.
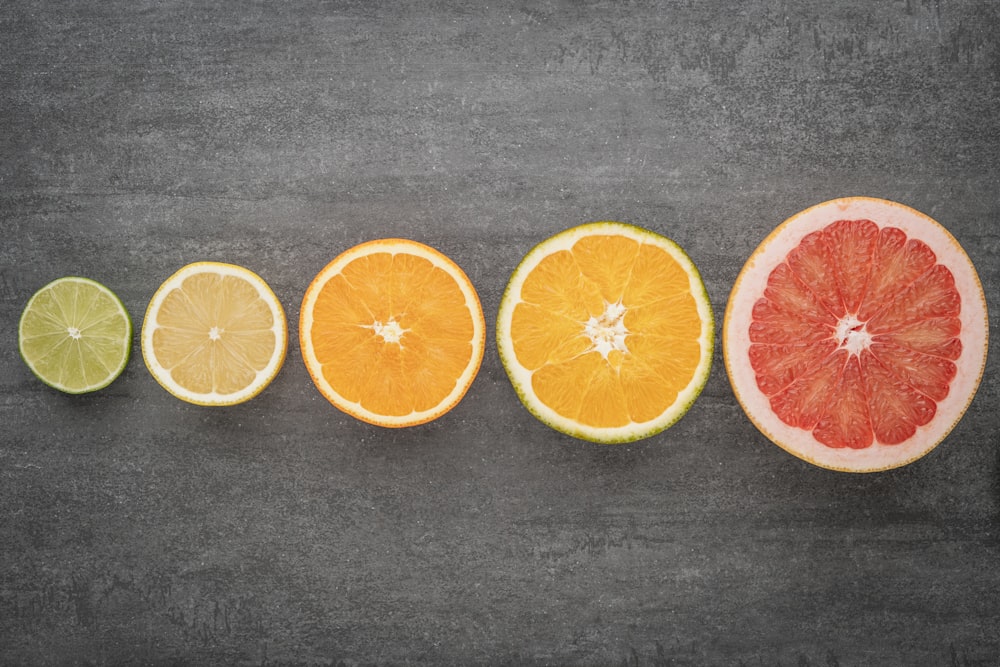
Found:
<box><xmin>141</xmin><ymin>262</ymin><xmax>287</xmax><ymax>405</ymax></box>
<box><xmin>18</xmin><ymin>276</ymin><xmax>132</xmax><ymax>393</ymax></box>
<box><xmin>497</xmin><ymin>222</ymin><xmax>714</xmax><ymax>443</ymax></box>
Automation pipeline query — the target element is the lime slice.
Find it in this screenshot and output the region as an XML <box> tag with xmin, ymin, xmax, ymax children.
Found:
<box><xmin>18</xmin><ymin>276</ymin><xmax>133</xmax><ymax>394</ymax></box>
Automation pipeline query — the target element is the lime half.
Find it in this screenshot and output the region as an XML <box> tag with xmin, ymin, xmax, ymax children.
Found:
<box><xmin>19</xmin><ymin>276</ymin><xmax>132</xmax><ymax>393</ymax></box>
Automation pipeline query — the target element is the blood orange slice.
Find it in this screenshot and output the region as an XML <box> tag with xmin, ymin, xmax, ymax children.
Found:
<box><xmin>724</xmin><ymin>197</ymin><xmax>988</xmax><ymax>472</ymax></box>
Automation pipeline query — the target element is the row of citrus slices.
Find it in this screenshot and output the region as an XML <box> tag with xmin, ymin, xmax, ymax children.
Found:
<box><xmin>18</xmin><ymin>198</ymin><xmax>988</xmax><ymax>472</ymax></box>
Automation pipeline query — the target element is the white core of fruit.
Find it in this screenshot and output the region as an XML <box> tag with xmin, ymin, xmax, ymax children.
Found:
<box><xmin>67</xmin><ymin>326</ymin><xmax>82</xmax><ymax>340</ymax></box>
<box><xmin>372</xmin><ymin>318</ymin><xmax>406</xmax><ymax>345</ymax></box>
<box><xmin>835</xmin><ymin>315</ymin><xmax>872</xmax><ymax>356</ymax></box>
<box><xmin>584</xmin><ymin>301</ymin><xmax>629</xmax><ymax>360</ymax></box>
<box><xmin>208</xmin><ymin>326</ymin><xmax>222</xmax><ymax>341</ymax></box>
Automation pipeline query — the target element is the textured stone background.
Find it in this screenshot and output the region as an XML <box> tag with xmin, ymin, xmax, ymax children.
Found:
<box><xmin>2</xmin><ymin>1</ymin><xmax>998</xmax><ymax>665</ymax></box>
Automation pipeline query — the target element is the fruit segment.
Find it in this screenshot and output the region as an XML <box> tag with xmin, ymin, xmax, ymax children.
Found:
<box><xmin>813</xmin><ymin>354</ymin><xmax>872</xmax><ymax>449</ymax></box>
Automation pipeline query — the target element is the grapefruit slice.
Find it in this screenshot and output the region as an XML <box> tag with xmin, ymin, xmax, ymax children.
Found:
<box><xmin>497</xmin><ymin>222</ymin><xmax>714</xmax><ymax>443</ymax></box>
<box><xmin>299</xmin><ymin>239</ymin><xmax>486</xmax><ymax>428</ymax></box>
<box><xmin>724</xmin><ymin>197</ymin><xmax>988</xmax><ymax>472</ymax></box>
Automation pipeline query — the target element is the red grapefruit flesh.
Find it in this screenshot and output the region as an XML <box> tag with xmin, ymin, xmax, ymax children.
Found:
<box><xmin>724</xmin><ymin>197</ymin><xmax>988</xmax><ymax>472</ymax></box>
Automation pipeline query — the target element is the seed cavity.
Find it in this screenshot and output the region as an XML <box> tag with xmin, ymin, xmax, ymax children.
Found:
<box><xmin>584</xmin><ymin>301</ymin><xmax>629</xmax><ymax>360</ymax></box>
<box><xmin>372</xmin><ymin>318</ymin><xmax>406</xmax><ymax>345</ymax></box>
<box><xmin>835</xmin><ymin>315</ymin><xmax>872</xmax><ymax>355</ymax></box>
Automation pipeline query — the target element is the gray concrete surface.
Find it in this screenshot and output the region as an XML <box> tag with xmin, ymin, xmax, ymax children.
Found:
<box><xmin>2</xmin><ymin>1</ymin><xmax>999</xmax><ymax>665</ymax></box>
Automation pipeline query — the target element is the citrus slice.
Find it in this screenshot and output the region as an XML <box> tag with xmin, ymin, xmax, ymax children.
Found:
<box><xmin>18</xmin><ymin>277</ymin><xmax>132</xmax><ymax>394</ymax></box>
<box><xmin>724</xmin><ymin>197</ymin><xmax>989</xmax><ymax>472</ymax></box>
<box><xmin>299</xmin><ymin>239</ymin><xmax>486</xmax><ymax>427</ymax></box>
<box><xmin>496</xmin><ymin>221</ymin><xmax>714</xmax><ymax>443</ymax></box>
<box><xmin>141</xmin><ymin>262</ymin><xmax>287</xmax><ymax>406</ymax></box>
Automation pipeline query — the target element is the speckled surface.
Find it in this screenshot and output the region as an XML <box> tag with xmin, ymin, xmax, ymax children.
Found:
<box><xmin>2</xmin><ymin>1</ymin><xmax>998</xmax><ymax>665</ymax></box>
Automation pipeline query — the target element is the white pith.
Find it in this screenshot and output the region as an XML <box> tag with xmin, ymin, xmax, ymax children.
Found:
<box><xmin>496</xmin><ymin>222</ymin><xmax>714</xmax><ymax>444</ymax></box>
<box><xmin>584</xmin><ymin>300</ymin><xmax>629</xmax><ymax>359</ymax></box>
<box><xmin>722</xmin><ymin>197</ymin><xmax>989</xmax><ymax>472</ymax></box>
<box><xmin>300</xmin><ymin>240</ymin><xmax>485</xmax><ymax>428</ymax></box>
<box><xmin>141</xmin><ymin>262</ymin><xmax>288</xmax><ymax>406</ymax></box>
<box><xmin>834</xmin><ymin>315</ymin><xmax>871</xmax><ymax>356</ymax></box>
<box><xmin>370</xmin><ymin>318</ymin><xmax>407</xmax><ymax>345</ymax></box>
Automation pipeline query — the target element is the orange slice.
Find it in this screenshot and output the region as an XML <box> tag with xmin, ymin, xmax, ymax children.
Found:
<box><xmin>299</xmin><ymin>239</ymin><xmax>486</xmax><ymax>427</ymax></box>
<box><xmin>141</xmin><ymin>262</ymin><xmax>287</xmax><ymax>405</ymax></box>
<box><xmin>724</xmin><ymin>197</ymin><xmax>989</xmax><ymax>471</ymax></box>
<box><xmin>496</xmin><ymin>222</ymin><xmax>714</xmax><ymax>443</ymax></box>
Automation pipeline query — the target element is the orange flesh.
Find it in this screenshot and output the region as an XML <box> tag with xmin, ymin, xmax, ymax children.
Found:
<box><xmin>310</xmin><ymin>251</ymin><xmax>475</xmax><ymax>417</ymax></box>
<box><xmin>511</xmin><ymin>235</ymin><xmax>703</xmax><ymax>428</ymax></box>
<box><xmin>153</xmin><ymin>272</ymin><xmax>276</xmax><ymax>395</ymax></box>
<box><xmin>749</xmin><ymin>219</ymin><xmax>962</xmax><ymax>448</ymax></box>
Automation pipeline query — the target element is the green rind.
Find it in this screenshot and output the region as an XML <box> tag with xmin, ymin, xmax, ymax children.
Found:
<box><xmin>496</xmin><ymin>221</ymin><xmax>715</xmax><ymax>444</ymax></box>
<box><xmin>18</xmin><ymin>276</ymin><xmax>133</xmax><ymax>394</ymax></box>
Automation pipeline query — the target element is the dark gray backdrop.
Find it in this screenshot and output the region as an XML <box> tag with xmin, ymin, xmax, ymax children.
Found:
<box><xmin>2</xmin><ymin>1</ymin><xmax>998</xmax><ymax>665</ymax></box>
